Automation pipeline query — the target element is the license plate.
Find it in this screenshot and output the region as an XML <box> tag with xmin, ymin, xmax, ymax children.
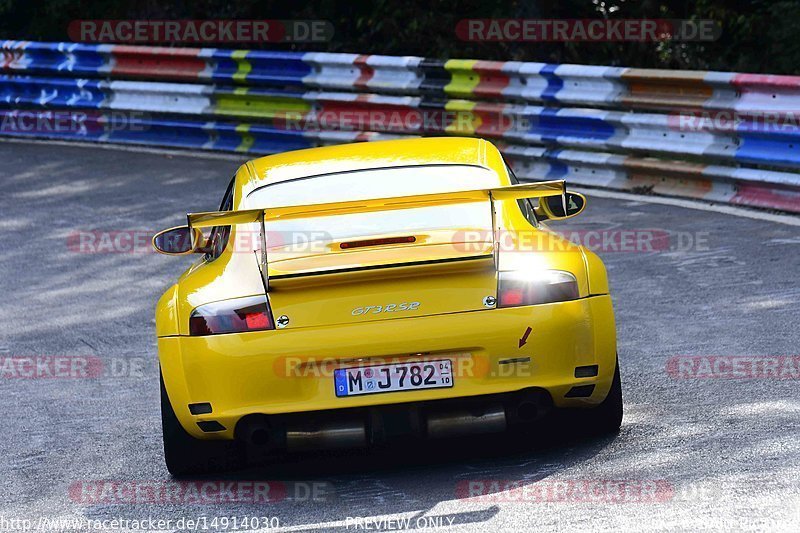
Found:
<box><xmin>334</xmin><ymin>359</ymin><xmax>453</xmax><ymax>397</ymax></box>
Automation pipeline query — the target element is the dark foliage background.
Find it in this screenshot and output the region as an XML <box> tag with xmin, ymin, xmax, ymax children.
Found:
<box><xmin>0</xmin><ymin>0</ymin><xmax>796</xmax><ymax>73</ymax></box>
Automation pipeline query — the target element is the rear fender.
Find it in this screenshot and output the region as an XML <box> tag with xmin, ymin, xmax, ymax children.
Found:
<box><xmin>582</xmin><ymin>248</ymin><xmax>610</xmax><ymax>296</ymax></box>
<box><xmin>155</xmin><ymin>284</ymin><xmax>180</xmax><ymax>337</ymax></box>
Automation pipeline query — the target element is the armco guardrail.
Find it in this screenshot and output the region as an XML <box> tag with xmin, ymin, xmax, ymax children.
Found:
<box><xmin>1</xmin><ymin>40</ymin><xmax>799</xmax><ymax>213</ymax></box>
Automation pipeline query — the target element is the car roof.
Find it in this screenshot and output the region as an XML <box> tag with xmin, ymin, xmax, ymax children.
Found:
<box><xmin>244</xmin><ymin>137</ymin><xmax>494</xmax><ymax>187</ymax></box>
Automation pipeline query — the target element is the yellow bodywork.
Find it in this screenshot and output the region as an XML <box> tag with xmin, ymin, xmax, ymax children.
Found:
<box><xmin>156</xmin><ymin>137</ymin><xmax>617</xmax><ymax>440</ymax></box>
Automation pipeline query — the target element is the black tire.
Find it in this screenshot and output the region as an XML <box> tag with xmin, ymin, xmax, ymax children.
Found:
<box><xmin>584</xmin><ymin>358</ymin><xmax>623</xmax><ymax>435</ymax></box>
<box><xmin>160</xmin><ymin>373</ymin><xmax>243</xmax><ymax>476</ymax></box>
<box><xmin>543</xmin><ymin>358</ymin><xmax>623</xmax><ymax>439</ymax></box>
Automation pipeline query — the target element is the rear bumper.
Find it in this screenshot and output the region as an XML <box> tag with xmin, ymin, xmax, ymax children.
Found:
<box><xmin>159</xmin><ymin>295</ymin><xmax>616</xmax><ymax>440</ymax></box>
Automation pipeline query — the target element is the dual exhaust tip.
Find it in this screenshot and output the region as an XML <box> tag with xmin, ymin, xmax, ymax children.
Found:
<box><xmin>236</xmin><ymin>391</ymin><xmax>549</xmax><ymax>452</ymax></box>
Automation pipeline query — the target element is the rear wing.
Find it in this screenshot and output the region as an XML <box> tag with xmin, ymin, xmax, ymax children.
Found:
<box><xmin>187</xmin><ymin>180</ymin><xmax>567</xmax><ymax>290</ymax></box>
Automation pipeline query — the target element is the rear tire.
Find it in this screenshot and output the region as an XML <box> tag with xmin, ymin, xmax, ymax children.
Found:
<box><xmin>584</xmin><ymin>358</ymin><xmax>623</xmax><ymax>435</ymax></box>
<box><xmin>544</xmin><ymin>357</ymin><xmax>623</xmax><ymax>438</ymax></box>
<box><xmin>160</xmin><ymin>373</ymin><xmax>243</xmax><ymax>476</ymax></box>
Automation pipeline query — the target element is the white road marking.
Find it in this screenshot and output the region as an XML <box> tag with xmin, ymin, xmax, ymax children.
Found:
<box><xmin>0</xmin><ymin>137</ymin><xmax>246</xmax><ymax>161</ymax></box>
<box><xmin>575</xmin><ymin>187</ymin><xmax>800</xmax><ymax>227</ymax></box>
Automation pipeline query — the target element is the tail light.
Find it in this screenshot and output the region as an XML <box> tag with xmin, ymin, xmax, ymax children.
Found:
<box><xmin>189</xmin><ymin>296</ymin><xmax>274</xmax><ymax>336</ymax></box>
<box><xmin>497</xmin><ymin>270</ymin><xmax>579</xmax><ymax>308</ymax></box>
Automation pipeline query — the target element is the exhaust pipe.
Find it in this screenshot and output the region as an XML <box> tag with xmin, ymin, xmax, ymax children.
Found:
<box><xmin>237</xmin><ymin>390</ymin><xmax>550</xmax><ymax>452</ymax></box>
<box><xmin>516</xmin><ymin>400</ymin><xmax>539</xmax><ymax>422</ymax></box>
<box><xmin>286</xmin><ymin>419</ymin><xmax>366</xmax><ymax>451</ymax></box>
<box><xmin>425</xmin><ymin>403</ymin><xmax>506</xmax><ymax>439</ymax></box>
<box><xmin>237</xmin><ymin>415</ymin><xmax>273</xmax><ymax>447</ymax></box>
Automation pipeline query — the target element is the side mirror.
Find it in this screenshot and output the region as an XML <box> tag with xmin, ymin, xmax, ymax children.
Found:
<box><xmin>539</xmin><ymin>192</ymin><xmax>587</xmax><ymax>220</ymax></box>
<box><xmin>152</xmin><ymin>226</ymin><xmax>204</xmax><ymax>255</ymax></box>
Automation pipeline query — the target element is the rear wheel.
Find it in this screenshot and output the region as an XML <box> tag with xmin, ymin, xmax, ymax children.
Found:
<box><xmin>544</xmin><ymin>357</ymin><xmax>623</xmax><ymax>438</ymax></box>
<box><xmin>584</xmin><ymin>358</ymin><xmax>623</xmax><ymax>434</ymax></box>
<box><xmin>160</xmin><ymin>373</ymin><xmax>243</xmax><ymax>476</ymax></box>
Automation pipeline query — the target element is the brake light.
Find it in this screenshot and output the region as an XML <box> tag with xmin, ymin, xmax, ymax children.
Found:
<box><xmin>244</xmin><ymin>311</ymin><xmax>270</xmax><ymax>329</ymax></box>
<box><xmin>189</xmin><ymin>296</ymin><xmax>274</xmax><ymax>336</ymax></box>
<box><xmin>340</xmin><ymin>236</ymin><xmax>416</xmax><ymax>249</ymax></box>
<box><xmin>501</xmin><ymin>288</ymin><xmax>525</xmax><ymax>307</ymax></box>
<box><xmin>497</xmin><ymin>270</ymin><xmax>579</xmax><ymax>308</ymax></box>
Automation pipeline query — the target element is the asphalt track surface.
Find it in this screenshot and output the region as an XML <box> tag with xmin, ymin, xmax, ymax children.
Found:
<box><xmin>1</xmin><ymin>140</ymin><xmax>798</xmax><ymax>532</ymax></box>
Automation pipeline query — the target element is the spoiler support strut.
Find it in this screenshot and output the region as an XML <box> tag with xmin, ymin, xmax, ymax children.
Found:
<box><xmin>488</xmin><ymin>191</ymin><xmax>499</xmax><ymax>271</ymax></box>
<box><xmin>258</xmin><ymin>212</ymin><xmax>269</xmax><ymax>292</ymax></box>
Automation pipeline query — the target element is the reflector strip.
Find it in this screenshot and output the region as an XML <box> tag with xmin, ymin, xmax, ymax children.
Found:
<box><xmin>197</xmin><ymin>421</ymin><xmax>226</xmax><ymax>432</ymax></box>
<box><xmin>565</xmin><ymin>384</ymin><xmax>596</xmax><ymax>398</ymax></box>
<box><xmin>574</xmin><ymin>365</ymin><xmax>599</xmax><ymax>378</ymax></box>
<box><xmin>188</xmin><ymin>402</ymin><xmax>213</xmax><ymax>415</ymax></box>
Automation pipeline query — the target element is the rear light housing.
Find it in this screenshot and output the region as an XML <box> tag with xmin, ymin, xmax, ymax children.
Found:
<box><xmin>497</xmin><ymin>270</ymin><xmax>579</xmax><ymax>308</ymax></box>
<box><xmin>189</xmin><ymin>296</ymin><xmax>274</xmax><ymax>336</ymax></box>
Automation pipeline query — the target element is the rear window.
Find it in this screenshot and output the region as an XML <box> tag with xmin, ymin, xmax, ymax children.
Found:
<box><xmin>245</xmin><ymin>165</ymin><xmax>500</xmax><ymax>244</ymax></box>
<box><xmin>247</xmin><ymin>164</ymin><xmax>501</xmax><ymax>206</ymax></box>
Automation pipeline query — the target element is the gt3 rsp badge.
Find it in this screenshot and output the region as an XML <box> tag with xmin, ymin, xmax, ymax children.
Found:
<box><xmin>351</xmin><ymin>302</ymin><xmax>421</xmax><ymax>316</ymax></box>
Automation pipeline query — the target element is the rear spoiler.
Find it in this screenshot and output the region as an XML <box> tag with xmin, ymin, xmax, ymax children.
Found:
<box><xmin>187</xmin><ymin>180</ymin><xmax>567</xmax><ymax>291</ymax></box>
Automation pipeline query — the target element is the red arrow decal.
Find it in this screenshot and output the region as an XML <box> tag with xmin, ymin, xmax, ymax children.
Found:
<box><xmin>518</xmin><ymin>326</ymin><xmax>532</xmax><ymax>348</ymax></box>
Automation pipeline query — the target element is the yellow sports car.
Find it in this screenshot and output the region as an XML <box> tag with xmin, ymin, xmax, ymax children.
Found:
<box><xmin>153</xmin><ymin>137</ymin><xmax>621</xmax><ymax>475</ymax></box>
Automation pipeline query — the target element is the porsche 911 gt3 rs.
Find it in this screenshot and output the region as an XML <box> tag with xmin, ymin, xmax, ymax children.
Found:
<box><xmin>153</xmin><ymin>137</ymin><xmax>622</xmax><ymax>475</ymax></box>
